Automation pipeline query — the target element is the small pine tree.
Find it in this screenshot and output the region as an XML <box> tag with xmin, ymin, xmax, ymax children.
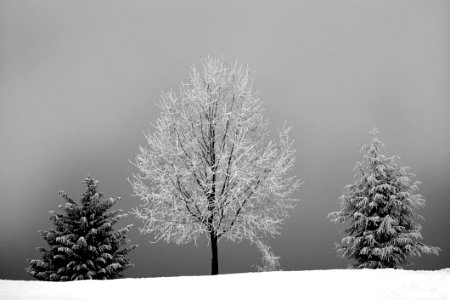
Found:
<box><xmin>328</xmin><ymin>128</ymin><xmax>440</xmax><ymax>269</ymax></box>
<box><xmin>26</xmin><ymin>176</ymin><xmax>137</xmax><ymax>280</ymax></box>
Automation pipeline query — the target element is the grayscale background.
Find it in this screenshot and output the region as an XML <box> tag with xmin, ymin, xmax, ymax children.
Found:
<box><xmin>1</xmin><ymin>0</ymin><xmax>449</xmax><ymax>280</ymax></box>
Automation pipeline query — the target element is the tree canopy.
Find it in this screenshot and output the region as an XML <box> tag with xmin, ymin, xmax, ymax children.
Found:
<box><xmin>130</xmin><ymin>57</ymin><xmax>300</xmax><ymax>274</ymax></box>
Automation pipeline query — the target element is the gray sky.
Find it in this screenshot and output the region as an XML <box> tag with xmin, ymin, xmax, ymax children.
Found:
<box><xmin>0</xmin><ymin>0</ymin><xmax>449</xmax><ymax>279</ymax></box>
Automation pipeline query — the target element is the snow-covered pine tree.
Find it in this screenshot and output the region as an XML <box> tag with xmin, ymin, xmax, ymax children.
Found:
<box><xmin>328</xmin><ymin>128</ymin><xmax>440</xmax><ymax>269</ymax></box>
<box><xmin>26</xmin><ymin>176</ymin><xmax>137</xmax><ymax>280</ymax></box>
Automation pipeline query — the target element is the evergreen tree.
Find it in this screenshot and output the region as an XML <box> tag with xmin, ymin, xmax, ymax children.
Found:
<box><xmin>328</xmin><ymin>129</ymin><xmax>440</xmax><ymax>268</ymax></box>
<box><xmin>26</xmin><ymin>176</ymin><xmax>137</xmax><ymax>280</ymax></box>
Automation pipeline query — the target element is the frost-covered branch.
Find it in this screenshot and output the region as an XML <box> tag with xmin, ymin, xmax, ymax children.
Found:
<box><xmin>130</xmin><ymin>57</ymin><xmax>300</xmax><ymax>264</ymax></box>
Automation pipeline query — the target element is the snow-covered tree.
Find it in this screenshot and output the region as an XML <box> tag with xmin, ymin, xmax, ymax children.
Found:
<box><xmin>26</xmin><ymin>176</ymin><xmax>137</xmax><ymax>280</ymax></box>
<box><xmin>328</xmin><ymin>129</ymin><xmax>440</xmax><ymax>268</ymax></box>
<box><xmin>130</xmin><ymin>57</ymin><xmax>300</xmax><ymax>275</ymax></box>
<box><xmin>253</xmin><ymin>239</ymin><xmax>281</xmax><ymax>272</ymax></box>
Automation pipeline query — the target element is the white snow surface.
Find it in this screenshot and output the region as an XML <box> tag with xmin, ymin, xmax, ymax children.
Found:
<box><xmin>1</xmin><ymin>269</ymin><xmax>449</xmax><ymax>300</ymax></box>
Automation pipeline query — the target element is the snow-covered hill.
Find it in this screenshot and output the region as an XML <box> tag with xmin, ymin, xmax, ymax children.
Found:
<box><xmin>1</xmin><ymin>269</ymin><xmax>449</xmax><ymax>300</ymax></box>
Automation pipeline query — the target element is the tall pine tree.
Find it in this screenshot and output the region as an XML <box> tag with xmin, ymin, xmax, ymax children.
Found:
<box><xmin>328</xmin><ymin>129</ymin><xmax>440</xmax><ymax>268</ymax></box>
<box><xmin>26</xmin><ymin>176</ymin><xmax>137</xmax><ymax>280</ymax></box>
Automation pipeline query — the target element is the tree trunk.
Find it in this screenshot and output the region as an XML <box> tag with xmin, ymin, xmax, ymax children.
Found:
<box><xmin>210</xmin><ymin>232</ymin><xmax>219</xmax><ymax>275</ymax></box>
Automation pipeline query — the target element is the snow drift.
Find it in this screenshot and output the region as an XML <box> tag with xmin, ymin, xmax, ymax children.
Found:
<box><xmin>1</xmin><ymin>269</ymin><xmax>449</xmax><ymax>300</ymax></box>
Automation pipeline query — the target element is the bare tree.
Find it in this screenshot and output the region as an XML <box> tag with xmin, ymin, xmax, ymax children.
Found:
<box><xmin>253</xmin><ymin>238</ymin><xmax>281</xmax><ymax>272</ymax></box>
<box><xmin>130</xmin><ymin>57</ymin><xmax>300</xmax><ymax>275</ymax></box>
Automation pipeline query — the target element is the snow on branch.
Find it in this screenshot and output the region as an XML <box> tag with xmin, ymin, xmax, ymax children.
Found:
<box><xmin>130</xmin><ymin>56</ymin><xmax>301</xmax><ymax>246</ymax></box>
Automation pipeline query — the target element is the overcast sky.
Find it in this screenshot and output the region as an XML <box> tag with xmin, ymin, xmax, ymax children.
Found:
<box><xmin>1</xmin><ymin>0</ymin><xmax>449</xmax><ymax>279</ymax></box>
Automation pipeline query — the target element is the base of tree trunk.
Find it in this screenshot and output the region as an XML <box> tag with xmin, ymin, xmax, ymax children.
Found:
<box><xmin>210</xmin><ymin>233</ymin><xmax>219</xmax><ymax>275</ymax></box>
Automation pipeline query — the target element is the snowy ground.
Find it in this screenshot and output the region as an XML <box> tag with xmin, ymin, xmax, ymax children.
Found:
<box><xmin>1</xmin><ymin>269</ymin><xmax>449</xmax><ymax>300</ymax></box>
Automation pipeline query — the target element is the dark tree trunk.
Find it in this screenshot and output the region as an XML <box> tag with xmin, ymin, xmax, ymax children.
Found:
<box><xmin>210</xmin><ymin>232</ymin><xmax>219</xmax><ymax>275</ymax></box>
